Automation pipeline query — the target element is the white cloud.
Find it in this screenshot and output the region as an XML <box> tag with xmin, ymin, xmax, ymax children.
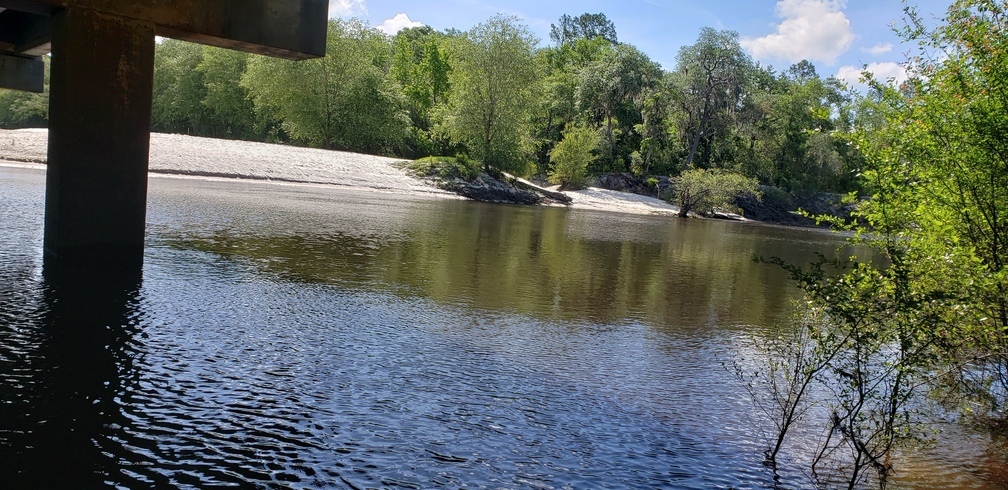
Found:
<box><xmin>377</xmin><ymin>13</ymin><xmax>423</xmax><ymax>35</ymax></box>
<box><xmin>329</xmin><ymin>0</ymin><xmax>367</xmax><ymax>18</ymax></box>
<box><xmin>741</xmin><ymin>0</ymin><xmax>855</xmax><ymax>65</ymax></box>
<box><xmin>837</xmin><ymin>62</ymin><xmax>908</xmax><ymax>90</ymax></box>
<box><xmin>864</xmin><ymin>43</ymin><xmax>893</xmax><ymax>55</ymax></box>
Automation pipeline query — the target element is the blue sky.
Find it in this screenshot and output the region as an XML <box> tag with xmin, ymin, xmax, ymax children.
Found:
<box><xmin>328</xmin><ymin>0</ymin><xmax>950</xmax><ymax>87</ymax></box>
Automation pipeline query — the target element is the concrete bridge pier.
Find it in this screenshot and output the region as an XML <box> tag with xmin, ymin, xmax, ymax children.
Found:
<box><xmin>0</xmin><ymin>0</ymin><xmax>328</xmax><ymax>270</ymax></box>
<box><xmin>44</xmin><ymin>8</ymin><xmax>155</xmax><ymax>268</ymax></box>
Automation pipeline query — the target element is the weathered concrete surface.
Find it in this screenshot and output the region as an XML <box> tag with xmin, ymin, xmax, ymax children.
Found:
<box><xmin>0</xmin><ymin>0</ymin><xmax>326</xmax><ymax>91</ymax></box>
<box><xmin>43</xmin><ymin>8</ymin><xmax>156</xmax><ymax>267</ymax></box>
<box><xmin>0</xmin><ymin>5</ymin><xmax>52</xmax><ymax>90</ymax></box>
<box><xmin>0</xmin><ymin>6</ymin><xmax>55</xmax><ymax>55</ymax></box>
<box><xmin>13</xmin><ymin>0</ymin><xmax>328</xmax><ymax>59</ymax></box>
<box><xmin>0</xmin><ymin>53</ymin><xmax>42</xmax><ymax>91</ymax></box>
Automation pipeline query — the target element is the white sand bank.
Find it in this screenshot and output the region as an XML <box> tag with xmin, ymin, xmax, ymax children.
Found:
<box><xmin>0</xmin><ymin>129</ymin><xmax>445</xmax><ymax>196</ymax></box>
<box><xmin>561</xmin><ymin>188</ymin><xmax>679</xmax><ymax>216</ymax></box>
<box><xmin>0</xmin><ymin>129</ymin><xmax>681</xmax><ymax>216</ymax></box>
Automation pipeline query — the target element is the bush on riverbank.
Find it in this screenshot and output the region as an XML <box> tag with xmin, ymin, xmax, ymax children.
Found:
<box><xmin>671</xmin><ymin>168</ymin><xmax>761</xmax><ymax>218</ymax></box>
<box><xmin>587</xmin><ymin>172</ymin><xmax>852</xmax><ymax>226</ymax></box>
<box><xmin>548</xmin><ymin>125</ymin><xmax>599</xmax><ymax>191</ymax></box>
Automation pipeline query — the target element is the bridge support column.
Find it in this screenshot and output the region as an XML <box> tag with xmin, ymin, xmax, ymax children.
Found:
<box><xmin>43</xmin><ymin>8</ymin><xmax>155</xmax><ymax>269</ymax></box>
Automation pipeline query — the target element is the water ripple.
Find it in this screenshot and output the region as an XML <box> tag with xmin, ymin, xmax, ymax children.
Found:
<box><xmin>1</xmin><ymin>167</ymin><xmax>1004</xmax><ymax>488</ymax></box>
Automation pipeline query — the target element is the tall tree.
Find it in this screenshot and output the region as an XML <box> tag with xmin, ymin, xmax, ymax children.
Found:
<box><xmin>721</xmin><ymin>63</ymin><xmax>779</xmax><ymax>181</ymax></box>
<box><xmin>577</xmin><ymin>43</ymin><xmax>661</xmax><ymax>171</ymax></box>
<box><xmin>673</xmin><ymin>28</ymin><xmax>753</xmax><ymax>169</ymax></box>
<box><xmin>738</xmin><ymin>2</ymin><xmax>1008</xmax><ymax>485</ymax></box>
<box><xmin>437</xmin><ymin>15</ymin><xmax>540</xmax><ymax>173</ymax></box>
<box><xmin>532</xmin><ymin>36</ymin><xmax>611</xmax><ymax>174</ymax></box>
<box><xmin>754</xmin><ymin>61</ymin><xmax>851</xmax><ymax>190</ymax></box>
<box><xmin>550</xmin><ymin>13</ymin><xmax>618</xmax><ymax>45</ymax></box>
<box><xmin>390</xmin><ymin>26</ymin><xmax>451</xmax><ymax>130</ymax></box>
<box><xmin>634</xmin><ymin>71</ymin><xmax>677</xmax><ymax>175</ymax></box>
<box><xmin>891</xmin><ymin>0</ymin><xmax>1008</xmax><ymax>415</ymax></box>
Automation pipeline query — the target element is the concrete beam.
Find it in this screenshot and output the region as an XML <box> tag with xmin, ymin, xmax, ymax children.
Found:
<box><xmin>21</xmin><ymin>0</ymin><xmax>327</xmax><ymax>60</ymax></box>
<box><xmin>0</xmin><ymin>9</ymin><xmax>53</xmax><ymax>55</ymax></box>
<box><xmin>44</xmin><ymin>7</ymin><xmax>155</xmax><ymax>268</ymax></box>
<box><xmin>0</xmin><ymin>0</ymin><xmax>59</xmax><ymax>16</ymax></box>
<box><xmin>20</xmin><ymin>40</ymin><xmax>48</xmax><ymax>56</ymax></box>
<box><xmin>0</xmin><ymin>53</ymin><xmax>43</xmax><ymax>92</ymax></box>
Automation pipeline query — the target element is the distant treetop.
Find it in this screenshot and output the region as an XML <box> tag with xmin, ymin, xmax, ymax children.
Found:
<box><xmin>550</xmin><ymin>13</ymin><xmax>618</xmax><ymax>46</ymax></box>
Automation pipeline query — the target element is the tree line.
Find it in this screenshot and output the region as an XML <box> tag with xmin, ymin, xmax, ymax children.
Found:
<box><xmin>0</xmin><ymin>12</ymin><xmax>867</xmax><ymax>197</ymax></box>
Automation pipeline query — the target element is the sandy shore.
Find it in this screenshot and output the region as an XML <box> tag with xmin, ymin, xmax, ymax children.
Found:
<box><xmin>0</xmin><ymin>129</ymin><xmax>681</xmax><ymax>216</ymax></box>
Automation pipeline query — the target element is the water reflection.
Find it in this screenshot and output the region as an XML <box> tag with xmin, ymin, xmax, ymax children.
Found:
<box><xmin>1</xmin><ymin>262</ymin><xmax>144</xmax><ymax>486</ymax></box>
<box><xmin>3</xmin><ymin>168</ymin><xmax>1003</xmax><ymax>488</ymax></box>
<box><xmin>166</xmin><ymin>197</ymin><xmax>836</xmax><ymax>333</ymax></box>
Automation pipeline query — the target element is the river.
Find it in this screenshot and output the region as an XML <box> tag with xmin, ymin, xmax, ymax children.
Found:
<box><xmin>1</xmin><ymin>165</ymin><xmax>1004</xmax><ymax>488</ymax></box>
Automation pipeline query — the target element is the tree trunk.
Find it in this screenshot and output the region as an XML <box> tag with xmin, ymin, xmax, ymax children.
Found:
<box><xmin>684</xmin><ymin>86</ymin><xmax>715</xmax><ymax>169</ymax></box>
<box><xmin>605</xmin><ymin>104</ymin><xmax>614</xmax><ymax>163</ymax></box>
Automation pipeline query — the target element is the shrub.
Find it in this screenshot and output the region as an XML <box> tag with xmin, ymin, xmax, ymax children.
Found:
<box><xmin>672</xmin><ymin>167</ymin><xmax>761</xmax><ymax>218</ymax></box>
<box><xmin>548</xmin><ymin>124</ymin><xmax>600</xmax><ymax>190</ymax></box>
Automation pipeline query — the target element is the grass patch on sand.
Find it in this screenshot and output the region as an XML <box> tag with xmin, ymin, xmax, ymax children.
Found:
<box><xmin>407</xmin><ymin>156</ymin><xmax>481</xmax><ymax>181</ymax></box>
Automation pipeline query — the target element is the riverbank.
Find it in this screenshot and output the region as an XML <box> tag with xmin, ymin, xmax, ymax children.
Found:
<box><xmin>0</xmin><ymin>129</ymin><xmax>683</xmax><ymax>217</ymax></box>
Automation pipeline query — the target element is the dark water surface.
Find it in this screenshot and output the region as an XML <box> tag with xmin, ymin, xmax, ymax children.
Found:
<box><xmin>1</xmin><ymin>166</ymin><xmax>1005</xmax><ymax>488</ymax></box>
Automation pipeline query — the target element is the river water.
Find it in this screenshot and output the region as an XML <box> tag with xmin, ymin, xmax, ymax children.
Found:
<box><xmin>1</xmin><ymin>165</ymin><xmax>1005</xmax><ymax>488</ymax></box>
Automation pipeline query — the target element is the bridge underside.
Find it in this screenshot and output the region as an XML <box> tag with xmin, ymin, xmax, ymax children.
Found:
<box><xmin>0</xmin><ymin>1</ymin><xmax>326</xmax><ymax>271</ymax></box>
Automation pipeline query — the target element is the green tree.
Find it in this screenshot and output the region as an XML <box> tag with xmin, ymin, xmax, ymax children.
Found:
<box><xmin>672</xmin><ymin>167</ymin><xmax>760</xmax><ymax>218</ymax></box>
<box><xmin>889</xmin><ymin>0</ymin><xmax>1008</xmax><ymax>417</ymax></box>
<box><xmin>532</xmin><ymin>36</ymin><xmax>610</xmax><ymax>175</ymax></box>
<box><xmin>390</xmin><ymin>26</ymin><xmax>451</xmax><ymax>130</ymax></box>
<box><xmin>152</xmin><ymin>39</ymin><xmax>208</xmax><ymax>134</ymax></box>
<box><xmin>733</xmin><ymin>2</ymin><xmax>1008</xmax><ymax>486</ymax></box>
<box><xmin>196</xmin><ymin>47</ymin><xmax>259</xmax><ymax>139</ymax></box>
<box><xmin>549</xmin><ymin>12</ymin><xmax>618</xmax><ymax>45</ymax></box>
<box><xmin>437</xmin><ymin>14</ymin><xmax>540</xmax><ymax>173</ymax></box>
<box><xmin>548</xmin><ymin>124</ymin><xmax>600</xmax><ymax>190</ymax></box>
<box><xmin>633</xmin><ymin>72</ymin><xmax>678</xmax><ymax>176</ymax></box>
<box><xmin>672</xmin><ymin>28</ymin><xmax>753</xmax><ymax>169</ymax></box>
<box><xmin>765</xmin><ymin>62</ymin><xmax>851</xmax><ymax>190</ymax></box>
<box><xmin>242</xmin><ymin>19</ymin><xmax>409</xmax><ymax>154</ymax></box>
<box><xmin>390</xmin><ymin>26</ymin><xmax>454</xmax><ymax>157</ymax></box>
<box><xmin>718</xmin><ymin>63</ymin><xmax>779</xmax><ymax>182</ymax></box>
<box><xmin>577</xmin><ymin>43</ymin><xmax>661</xmax><ymax>171</ymax></box>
